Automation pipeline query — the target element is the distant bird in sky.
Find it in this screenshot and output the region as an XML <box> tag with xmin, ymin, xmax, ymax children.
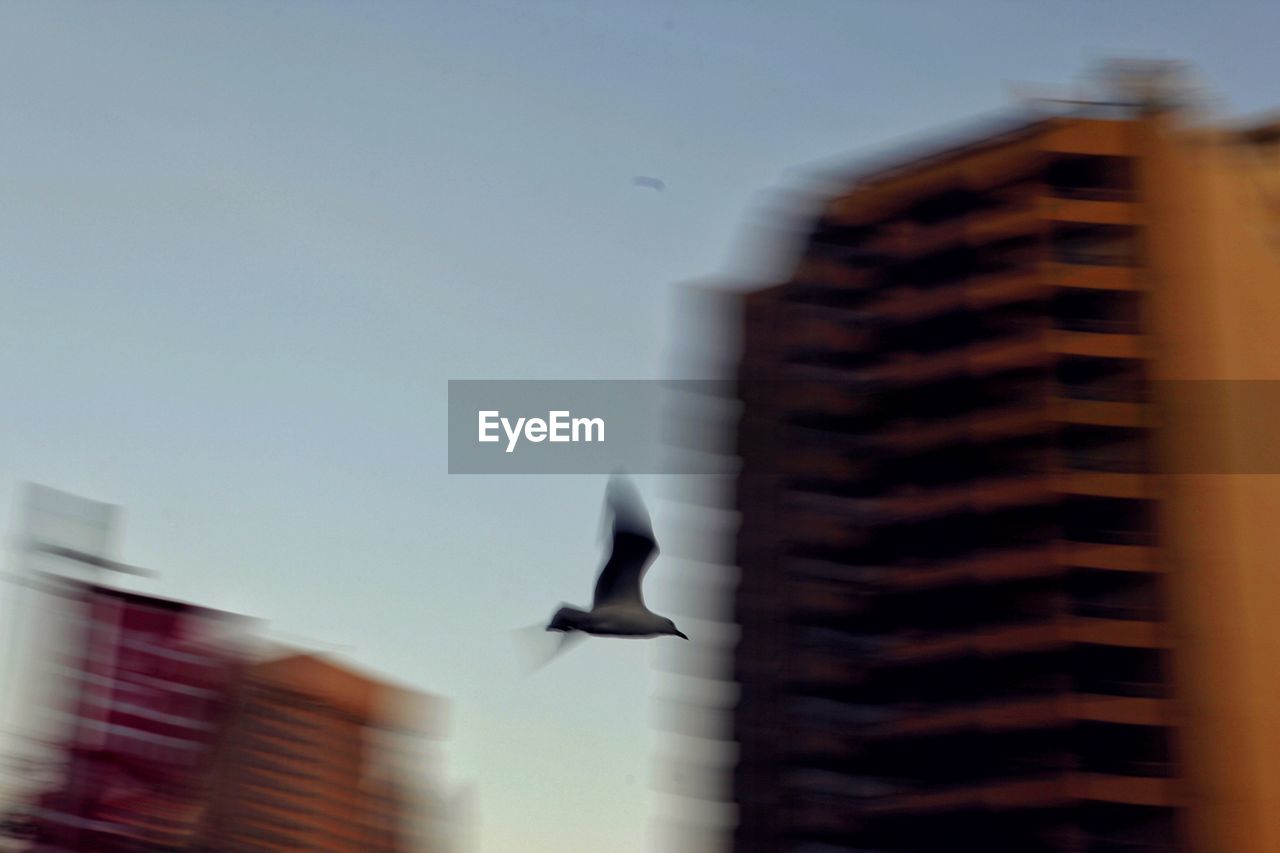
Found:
<box><xmin>632</xmin><ymin>176</ymin><xmax>666</xmax><ymax>191</ymax></box>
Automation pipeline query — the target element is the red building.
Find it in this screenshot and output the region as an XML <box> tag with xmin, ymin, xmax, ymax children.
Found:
<box><xmin>32</xmin><ymin>586</ymin><xmax>245</xmax><ymax>851</ymax></box>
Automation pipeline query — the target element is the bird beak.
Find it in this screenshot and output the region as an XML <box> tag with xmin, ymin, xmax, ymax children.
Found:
<box><xmin>674</xmin><ymin>630</ymin><xmax>689</xmax><ymax>640</ymax></box>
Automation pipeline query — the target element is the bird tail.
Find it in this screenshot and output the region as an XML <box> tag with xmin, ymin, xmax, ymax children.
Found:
<box><xmin>512</xmin><ymin>622</ymin><xmax>586</xmax><ymax>672</ymax></box>
<box><xmin>547</xmin><ymin>605</ymin><xmax>589</xmax><ymax>632</ymax></box>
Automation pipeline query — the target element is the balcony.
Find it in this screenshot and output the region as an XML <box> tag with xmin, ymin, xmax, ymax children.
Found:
<box><xmin>1072</xmin><ymin>694</ymin><xmax>1169</xmax><ymax>727</ymax></box>
<box><xmin>1075</xmin><ymin>645</ymin><xmax>1169</xmax><ymax>698</ymax></box>
<box><xmin>1072</xmin><ymin>772</ymin><xmax>1181</xmax><ymax>807</ymax></box>
<box><xmin>1053</xmin><ymin>315</ymin><xmax>1141</xmax><ymax>334</ymax></box>
<box><xmin>1050</xmin><ymin>329</ymin><xmax>1146</xmax><ymax>360</ymax></box>
<box><xmin>786</xmin><ymin>519</ymin><xmax>868</xmax><ymax>552</ymax></box>
<box><xmin>786</xmin><ymin>274</ymin><xmax>882</xmax><ymax>312</ymax></box>
<box><xmin>787</xmin><ymin>646</ymin><xmax>871</xmax><ymax>689</ymax></box>
<box><xmin>1063</xmin><ymin>525</ymin><xmax>1156</xmax><ymax>547</ymax></box>
<box><xmin>968</xmin><ymin>332</ymin><xmax>1053</xmax><ymax>374</ymax></box>
<box><xmin>788</xmin><ymin>490</ymin><xmax>877</xmax><ymax>517</ymax></box>
<box><xmin>1088</xmin><ymin>757</ymin><xmax>1175</xmax><ymax>778</ymax></box>
<box><xmin>875</xmin><ymin>415</ymin><xmax>977</xmax><ymax>453</ymax></box>
<box><xmin>781</xmin><ymin>380</ymin><xmax>875</xmax><ymax>420</ymax></box>
<box><xmin>875</xmin><ymin>468</ymin><xmax>1054</xmax><ymax>522</ymax></box>
<box><xmin>966</xmin><ymin>203</ymin><xmax>1042</xmax><ymax>245</ymax></box>
<box><xmin>1072</xmin><ymin>617</ymin><xmax>1167</xmax><ymax>649</ymax></box>
<box><xmin>1061</xmin><ymin>442</ymin><xmax>1149</xmax><ymax>474</ymax></box>
<box><xmin>1054</xmin><ymin>471</ymin><xmax>1150</xmax><ymax>501</ymax></box>
<box><xmin>784</xmin><ymin>448</ymin><xmax>871</xmax><ymax>487</ymax></box>
<box><xmin>1051</xmin><ymin>280</ymin><xmax>1142</xmax><ymax>333</ymax></box>
<box><xmin>1049</xmin><ymin>186</ymin><xmax>1134</xmax><ymax>203</ymax></box>
<box><xmin>863</xmin><ymin>774</ymin><xmax>1065</xmax><ymax>815</ymax></box>
<box><xmin>1071</xmin><ymin>600</ymin><xmax>1161</xmax><ymax>622</ymax></box>
<box><xmin>875</xmin><ymin>334</ymin><xmax>1050</xmax><ymax>386</ymax></box>
<box><xmin>784</xmin><ymin>360</ymin><xmax>878</xmax><ymax>387</ymax></box>
<box><xmin>863</xmin><ymin>771</ymin><xmax>1181</xmax><ymax>815</ymax></box>
<box><xmin>904</xmin><ymin>217</ymin><xmax>969</xmax><ymax>255</ymax></box>
<box><xmin>967</xmin><ymin>270</ymin><xmax>1045</xmax><ymax>309</ymax></box>
<box><xmin>904</xmin><ymin>188</ymin><xmax>986</xmax><ymax>229</ymax></box>
<box><xmin>875</xmin><ymin>695</ymin><xmax>1061</xmax><ymax>738</ymax></box>
<box><xmin>1044</xmin><ymin>155</ymin><xmax>1137</xmax><ymax>205</ymax></box>
<box><xmin>1056</xmin><ymin>379</ymin><xmax>1146</xmax><ymax>404</ymax></box>
<box><xmin>885</xmin><ymin>622</ymin><xmax>1066</xmax><ymax>665</ymax></box>
<box><xmin>862</xmin><ymin>220</ymin><xmax>914</xmax><ymax>256</ymax></box>
<box><xmin>968</xmin><ymin>405</ymin><xmax>1051</xmax><ymax>445</ymax></box>
<box><xmin>791</xmin><ymin>580</ymin><xmax>870</xmax><ymax>621</ymax></box>
<box><xmin>1054</xmin><ymin>248</ymin><xmax>1134</xmax><ymax>267</ymax></box>
<box><xmin>888</xmin><ymin>545</ymin><xmax>1057</xmax><ymax>591</ymax></box>
<box><xmin>805</xmin><ymin>240</ymin><xmax>895</xmax><ymax>270</ymax></box>
<box><xmin>873</xmin><ymin>693</ymin><xmax>1170</xmax><ymax>739</ymax></box>
<box><xmin>885</xmin><ymin>251</ymin><xmax>982</xmax><ymax>296</ymax></box>
<box><xmin>782</xmin><ymin>310</ymin><xmax>876</xmax><ymax>360</ymax></box>
<box><xmin>875</xmin><ymin>270</ymin><xmax>1045</xmax><ymax>328</ymax></box>
<box><xmin>1088</xmin><ymin>840</ymin><xmax>1178</xmax><ymax>853</ymax></box>
<box><xmin>1047</xmin><ymin>262</ymin><xmax>1144</xmax><ymax>291</ymax></box>
<box><xmin>880</xmin><ymin>615</ymin><xmax>1167</xmax><ymax>668</ymax></box>
<box><xmin>782</xmin><ymin>802</ymin><xmax>864</xmax><ymax>837</ymax></box>
<box><xmin>1056</xmin><ymin>540</ymin><xmax>1159</xmax><ymax>573</ymax></box>
<box><xmin>865</xmin><ymin>768</ymin><xmax>1182</xmax><ymax>814</ymax></box>
<box><xmin>972</xmin><ymin>475</ymin><xmax>1056</xmax><ymax>513</ymax></box>
<box><xmin>787</xmin><ymin>728</ymin><xmax>866</xmax><ymax>762</ymax></box>
<box><xmin>875</xmin><ymin>486</ymin><xmax>971</xmax><ymax>523</ymax></box>
<box><xmin>1050</xmin><ymin>398</ymin><xmax>1148</xmax><ymax>431</ymax></box>
<box><xmin>1051</xmin><ymin>224</ymin><xmax>1140</xmax><ymax>268</ymax></box>
<box><xmin>782</xmin><ymin>556</ymin><xmax>889</xmax><ymax>585</ymax></box>
<box><xmin>1042</xmin><ymin>196</ymin><xmax>1141</xmax><ymax>229</ymax></box>
<box><xmin>876</xmin><ymin>284</ymin><xmax>969</xmax><ymax>324</ymax></box>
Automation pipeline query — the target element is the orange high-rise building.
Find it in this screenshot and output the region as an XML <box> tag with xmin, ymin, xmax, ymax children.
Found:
<box><xmin>730</xmin><ymin>65</ymin><xmax>1280</xmax><ymax>852</ymax></box>
<box><xmin>195</xmin><ymin>653</ymin><xmax>445</xmax><ymax>852</ymax></box>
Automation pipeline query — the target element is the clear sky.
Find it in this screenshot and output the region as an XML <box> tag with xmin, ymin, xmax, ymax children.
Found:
<box><xmin>2</xmin><ymin>2</ymin><xmax>1279</xmax><ymax>850</ymax></box>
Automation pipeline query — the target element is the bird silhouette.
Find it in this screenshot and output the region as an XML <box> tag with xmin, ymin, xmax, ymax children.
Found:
<box><xmin>632</xmin><ymin>176</ymin><xmax>666</xmax><ymax>191</ymax></box>
<box><xmin>513</xmin><ymin>474</ymin><xmax>687</xmax><ymax>670</ymax></box>
<box><xmin>548</xmin><ymin>473</ymin><xmax>687</xmax><ymax>641</ymax></box>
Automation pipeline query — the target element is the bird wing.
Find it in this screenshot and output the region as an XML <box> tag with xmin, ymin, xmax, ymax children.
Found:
<box><xmin>592</xmin><ymin>475</ymin><xmax>659</xmax><ymax>609</ymax></box>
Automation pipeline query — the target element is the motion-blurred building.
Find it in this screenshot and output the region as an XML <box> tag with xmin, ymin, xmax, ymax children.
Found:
<box><xmin>730</xmin><ymin>64</ymin><xmax>1280</xmax><ymax>852</ymax></box>
<box><xmin>11</xmin><ymin>576</ymin><xmax>453</xmax><ymax>852</ymax></box>
<box><xmin>29</xmin><ymin>586</ymin><xmax>246</xmax><ymax>852</ymax></box>
<box><xmin>195</xmin><ymin>652</ymin><xmax>447</xmax><ymax>852</ymax></box>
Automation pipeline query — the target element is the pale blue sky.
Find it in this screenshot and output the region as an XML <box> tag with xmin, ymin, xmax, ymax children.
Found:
<box><xmin>2</xmin><ymin>2</ymin><xmax>1279</xmax><ymax>851</ymax></box>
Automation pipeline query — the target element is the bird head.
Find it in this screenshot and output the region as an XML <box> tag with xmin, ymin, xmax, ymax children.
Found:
<box><xmin>663</xmin><ymin>618</ymin><xmax>689</xmax><ymax>640</ymax></box>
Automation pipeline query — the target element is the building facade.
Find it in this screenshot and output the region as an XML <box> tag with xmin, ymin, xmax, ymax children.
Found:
<box><xmin>730</xmin><ymin>73</ymin><xmax>1280</xmax><ymax>852</ymax></box>
<box><xmin>195</xmin><ymin>653</ymin><xmax>444</xmax><ymax>852</ymax></box>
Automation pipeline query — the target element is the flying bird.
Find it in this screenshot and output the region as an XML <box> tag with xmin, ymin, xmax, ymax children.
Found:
<box><xmin>632</xmin><ymin>176</ymin><xmax>666</xmax><ymax>191</ymax></box>
<box><xmin>547</xmin><ymin>474</ymin><xmax>687</xmax><ymax>642</ymax></box>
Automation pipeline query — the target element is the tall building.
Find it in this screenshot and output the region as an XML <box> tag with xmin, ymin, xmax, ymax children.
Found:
<box><xmin>195</xmin><ymin>653</ymin><xmax>447</xmax><ymax>852</ymax></box>
<box><xmin>730</xmin><ymin>66</ymin><xmax>1280</xmax><ymax>853</ymax></box>
<box><xmin>28</xmin><ymin>585</ymin><xmax>246</xmax><ymax>852</ymax></box>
